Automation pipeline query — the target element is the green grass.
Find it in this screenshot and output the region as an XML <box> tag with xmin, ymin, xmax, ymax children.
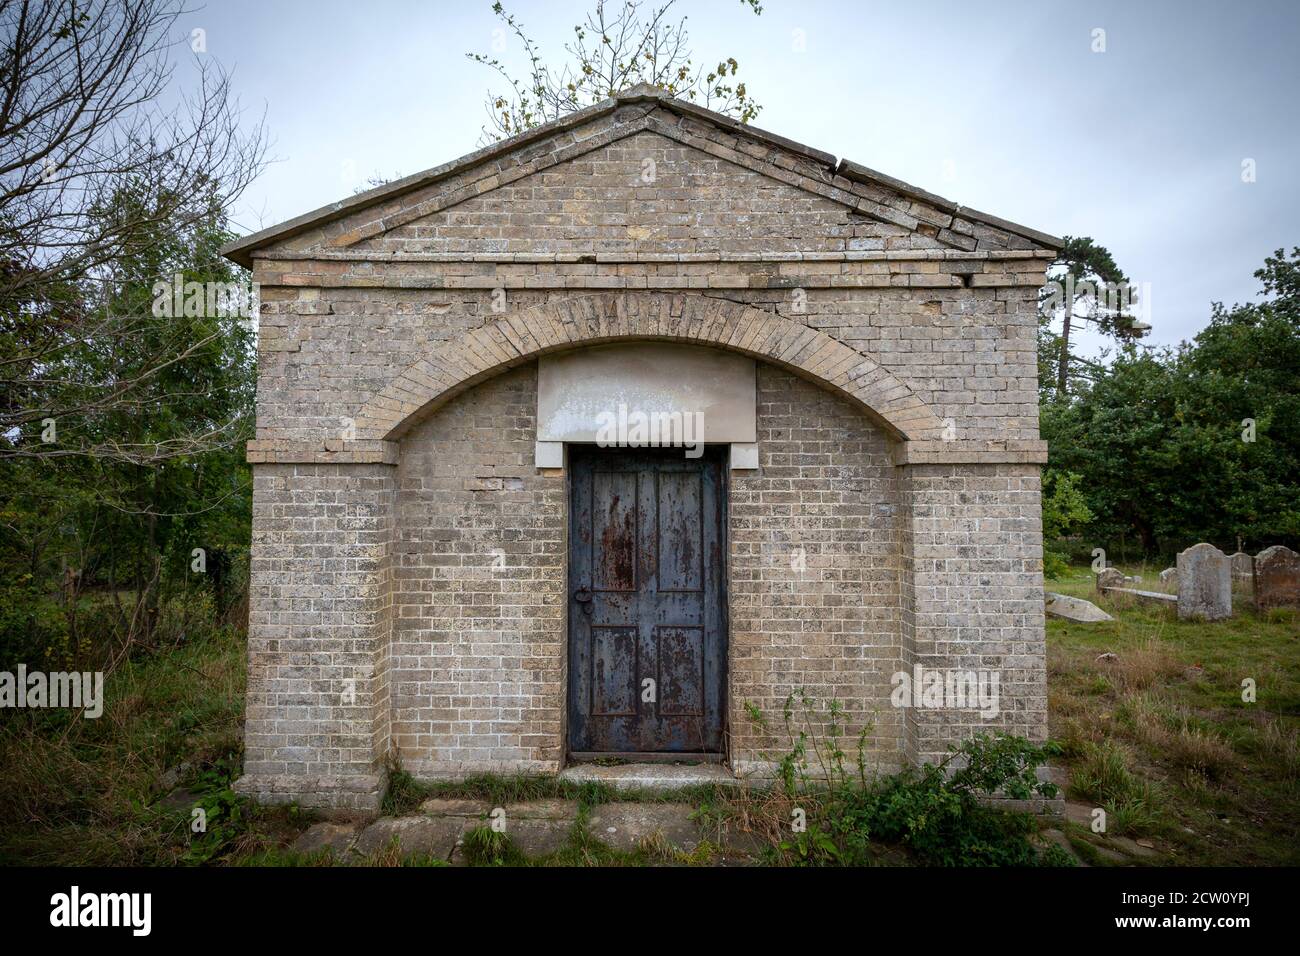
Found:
<box><xmin>1046</xmin><ymin>563</ymin><xmax>1300</xmax><ymax>865</ymax></box>
<box><xmin>0</xmin><ymin>618</ymin><xmax>304</xmax><ymax>866</ymax></box>
<box><xmin>3</xmin><ymin>564</ymin><xmax>1295</xmax><ymax>867</ymax></box>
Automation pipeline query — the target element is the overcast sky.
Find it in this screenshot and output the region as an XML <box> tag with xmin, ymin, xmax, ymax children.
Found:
<box><xmin>182</xmin><ymin>0</ymin><xmax>1300</xmax><ymax>358</ymax></box>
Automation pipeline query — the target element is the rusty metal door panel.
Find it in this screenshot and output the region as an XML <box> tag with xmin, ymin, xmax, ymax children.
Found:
<box><xmin>568</xmin><ymin>445</ymin><xmax>726</xmax><ymax>754</ymax></box>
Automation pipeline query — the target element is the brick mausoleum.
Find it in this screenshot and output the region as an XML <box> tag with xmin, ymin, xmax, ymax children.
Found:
<box><xmin>222</xmin><ymin>85</ymin><xmax>1060</xmax><ymax>811</ymax></box>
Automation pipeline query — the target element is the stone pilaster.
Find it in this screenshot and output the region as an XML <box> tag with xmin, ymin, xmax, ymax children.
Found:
<box><xmin>897</xmin><ymin>460</ymin><xmax>1049</xmax><ymax>766</ymax></box>
<box><xmin>234</xmin><ymin>462</ymin><xmax>395</xmax><ymax>811</ymax></box>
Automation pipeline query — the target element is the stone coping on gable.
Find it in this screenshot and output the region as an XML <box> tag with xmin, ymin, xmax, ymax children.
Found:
<box><xmin>223</xmin><ymin>88</ymin><xmax>1063</xmax><ymax>269</ymax></box>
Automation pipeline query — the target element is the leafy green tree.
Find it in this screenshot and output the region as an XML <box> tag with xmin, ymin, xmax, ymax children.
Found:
<box><xmin>1041</xmin><ymin>469</ymin><xmax>1093</xmax><ymax>577</ymax></box>
<box><xmin>0</xmin><ymin>183</ymin><xmax>254</xmax><ymax>660</ymax></box>
<box><xmin>1042</xmin><ymin>248</ymin><xmax>1300</xmax><ymax>556</ymax></box>
<box><xmin>0</xmin><ymin>1</ymin><xmax>262</xmax><ymax>667</ymax></box>
<box><xmin>1041</xmin><ymin>349</ymin><xmax>1175</xmax><ymax>554</ymax></box>
<box><xmin>1158</xmin><ymin>249</ymin><xmax>1300</xmax><ymax>548</ymax></box>
<box><xmin>1039</xmin><ymin>236</ymin><xmax>1147</xmax><ymax>401</ymax></box>
<box><xmin>83</xmin><ymin>182</ymin><xmax>255</xmax><ymax>636</ymax></box>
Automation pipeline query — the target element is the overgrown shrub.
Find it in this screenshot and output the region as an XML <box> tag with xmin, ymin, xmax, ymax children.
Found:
<box><xmin>835</xmin><ymin>736</ymin><xmax>1068</xmax><ymax>867</ymax></box>
<box><xmin>749</xmin><ymin>693</ymin><xmax>1070</xmax><ymax>867</ymax></box>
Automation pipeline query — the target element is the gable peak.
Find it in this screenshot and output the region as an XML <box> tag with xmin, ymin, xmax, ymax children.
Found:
<box><xmin>616</xmin><ymin>82</ymin><xmax>670</xmax><ymax>101</ymax></box>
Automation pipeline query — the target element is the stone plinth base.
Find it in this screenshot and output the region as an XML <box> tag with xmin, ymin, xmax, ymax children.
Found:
<box><xmin>233</xmin><ymin>773</ymin><xmax>385</xmax><ymax>814</ymax></box>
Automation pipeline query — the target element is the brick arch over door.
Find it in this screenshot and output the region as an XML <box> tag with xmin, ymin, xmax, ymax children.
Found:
<box><xmin>351</xmin><ymin>292</ymin><xmax>944</xmax><ymax>443</ymax></box>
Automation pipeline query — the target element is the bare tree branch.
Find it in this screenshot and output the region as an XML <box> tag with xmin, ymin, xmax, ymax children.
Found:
<box><xmin>467</xmin><ymin>0</ymin><xmax>763</xmax><ymax>144</ymax></box>
<box><xmin>0</xmin><ymin>0</ymin><xmax>267</xmax><ymax>463</ymax></box>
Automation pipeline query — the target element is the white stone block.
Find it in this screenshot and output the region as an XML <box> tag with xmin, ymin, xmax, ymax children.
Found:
<box><xmin>729</xmin><ymin>442</ymin><xmax>759</xmax><ymax>470</ymax></box>
<box><xmin>534</xmin><ymin>440</ymin><xmax>564</xmax><ymax>469</ymax></box>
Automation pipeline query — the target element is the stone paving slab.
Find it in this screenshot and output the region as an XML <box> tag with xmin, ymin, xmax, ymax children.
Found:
<box><xmin>497</xmin><ymin>800</ymin><xmax>580</xmax><ymax>857</ymax></box>
<box><xmin>292</xmin><ymin>821</ymin><xmax>362</xmax><ymax>857</ymax></box>
<box><xmin>368</xmin><ymin>797</ymin><xmax>770</xmax><ymax>863</ymax></box>
<box><xmin>439</xmin><ymin>799</ymin><xmax>582</xmax><ymax>864</ymax></box>
<box><xmin>296</xmin><ymin>795</ymin><xmax>1113</xmax><ymax>866</ymax></box>
<box><xmin>350</xmin><ymin>815</ymin><xmax>467</xmax><ymax>859</ymax></box>
<box><xmin>502</xmin><ymin>819</ymin><xmax>575</xmax><ymax>856</ymax></box>
<box><xmin>502</xmin><ymin>798</ymin><xmax>579</xmax><ymax>820</ymax></box>
<box><xmin>446</xmin><ymin>819</ymin><xmax>575</xmax><ymax>865</ymax></box>
<box><xmin>293</xmin><ymin>798</ymin><xmax>772</xmax><ymax>864</ymax></box>
<box><xmin>586</xmin><ymin>802</ymin><xmax>703</xmax><ymax>853</ymax></box>
<box><xmin>418</xmin><ymin>797</ymin><xmax>492</xmax><ymax>818</ymax></box>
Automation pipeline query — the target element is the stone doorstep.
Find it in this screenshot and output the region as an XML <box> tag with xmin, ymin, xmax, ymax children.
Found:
<box><xmin>558</xmin><ymin>762</ymin><xmax>742</xmax><ymax>791</ymax></box>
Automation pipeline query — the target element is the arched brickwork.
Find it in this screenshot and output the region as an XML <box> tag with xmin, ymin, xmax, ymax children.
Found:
<box><xmin>351</xmin><ymin>292</ymin><xmax>945</xmax><ymax>443</ymax></box>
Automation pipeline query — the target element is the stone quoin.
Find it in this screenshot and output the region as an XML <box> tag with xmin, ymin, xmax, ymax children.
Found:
<box><xmin>221</xmin><ymin>85</ymin><xmax>1060</xmax><ymax>810</ymax></box>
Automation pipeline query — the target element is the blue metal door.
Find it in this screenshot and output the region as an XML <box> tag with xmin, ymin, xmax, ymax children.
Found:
<box><xmin>567</xmin><ymin>445</ymin><xmax>726</xmax><ymax>754</ymax></box>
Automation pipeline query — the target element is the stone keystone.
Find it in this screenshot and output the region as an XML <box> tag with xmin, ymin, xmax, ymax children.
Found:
<box><xmin>1176</xmin><ymin>543</ymin><xmax>1231</xmax><ymax>621</ymax></box>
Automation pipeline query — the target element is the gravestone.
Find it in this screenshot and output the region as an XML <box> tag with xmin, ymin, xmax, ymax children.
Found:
<box><xmin>1096</xmin><ymin>567</ymin><xmax>1126</xmax><ymax>592</ymax></box>
<box><xmin>1176</xmin><ymin>543</ymin><xmax>1231</xmax><ymax>621</ymax></box>
<box><xmin>1229</xmin><ymin>552</ymin><xmax>1254</xmax><ymax>591</ymax></box>
<box><xmin>1254</xmin><ymin>545</ymin><xmax>1300</xmax><ymax>611</ymax></box>
<box><xmin>1159</xmin><ymin>567</ymin><xmax>1178</xmax><ymax>590</ymax></box>
<box><xmin>1045</xmin><ymin>591</ymin><xmax>1114</xmax><ymax>622</ymax></box>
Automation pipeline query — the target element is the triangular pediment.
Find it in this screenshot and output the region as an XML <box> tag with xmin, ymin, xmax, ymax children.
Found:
<box><xmin>222</xmin><ymin>88</ymin><xmax>1059</xmax><ymax>266</ymax></box>
<box><xmin>345</xmin><ymin>127</ymin><xmax>939</xmax><ymax>257</ymax></box>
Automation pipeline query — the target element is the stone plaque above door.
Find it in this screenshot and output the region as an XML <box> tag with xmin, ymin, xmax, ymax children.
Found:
<box><xmin>537</xmin><ymin>342</ymin><xmax>756</xmax><ymax>442</ymax></box>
